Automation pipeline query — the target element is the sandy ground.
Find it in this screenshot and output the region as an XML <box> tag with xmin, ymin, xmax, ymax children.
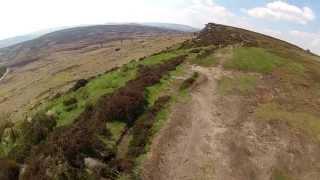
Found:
<box><xmin>142</xmin><ymin>47</ymin><xmax>320</xmax><ymax>180</ymax></box>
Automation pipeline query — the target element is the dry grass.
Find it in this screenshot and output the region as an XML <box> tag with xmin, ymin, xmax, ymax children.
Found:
<box><xmin>255</xmin><ymin>103</ymin><xmax>320</xmax><ymax>141</ymax></box>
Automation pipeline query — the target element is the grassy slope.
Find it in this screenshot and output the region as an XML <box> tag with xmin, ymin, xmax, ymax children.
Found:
<box><xmin>0</xmin><ymin>45</ymin><xmax>194</xmax><ymax>180</ymax></box>
<box><xmin>218</xmin><ymin>74</ymin><xmax>258</xmax><ymax>95</ymax></box>
<box><xmin>40</xmin><ymin>50</ymin><xmax>185</xmax><ymax>127</ymax></box>
<box><xmin>221</xmin><ymin>46</ymin><xmax>320</xmax><ymax>138</ymax></box>
<box><xmin>218</xmin><ymin>45</ymin><xmax>320</xmax><ymax>179</ymax></box>
<box><xmin>224</xmin><ymin>47</ymin><xmax>285</xmax><ymax>73</ymax></box>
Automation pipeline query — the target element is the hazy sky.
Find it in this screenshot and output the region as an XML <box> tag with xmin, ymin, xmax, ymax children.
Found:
<box><xmin>0</xmin><ymin>0</ymin><xmax>319</xmax><ymax>54</ymax></box>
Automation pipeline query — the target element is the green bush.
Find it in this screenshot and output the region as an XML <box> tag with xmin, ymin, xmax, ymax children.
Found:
<box><xmin>6</xmin><ymin>113</ymin><xmax>57</xmax><ymax>163</ymax></box>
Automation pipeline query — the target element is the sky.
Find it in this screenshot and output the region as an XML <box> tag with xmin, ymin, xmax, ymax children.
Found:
<box><xmin>0</xmin><ymin>0</ymin><xmax>319</xmax><ymax>54</ymax></box>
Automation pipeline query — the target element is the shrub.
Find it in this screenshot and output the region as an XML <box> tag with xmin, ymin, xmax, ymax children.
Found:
<box><xmin>128</xmin><ymin>96</ymin><xmax>171</xmax><ymax>158</ymax></box>
<box><xmin>0</xmin><ymin>116</ymin><xmax>14</xmax><ymax>141</ymax></box>
<box><xmin>64</xmin><ymin>103</ymin><xmax>78</xmax><ymax>112</ymax></box>
<box><xmin>23</xmin><ymin>113</ymin><xmax>56</xmax><ymax>145</ymax></box>
<box><xmin>180</xmin><ymin>72</ymin><xmax>199</xmax><ymax>90</ymax></box>
<box><xmin>71</xmin><ymin>79</ymin><xmax>88</xmax><ymax>91</ymax></box>
<box><xmin>7</xmin><ymin>113</ymin><xmax>56</xmax><ymax>163</ymax></box>
<box><xmin>63</xmin><ymin>97</ymin><xmax>78</xmax><ymax>106</ymax></box>
<box><xmin>0</xmin><ymin>158</ymin><xmax>20</xmax><ymax>180</ymax></box>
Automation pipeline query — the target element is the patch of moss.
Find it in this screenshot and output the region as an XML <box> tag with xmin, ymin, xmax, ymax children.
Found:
<box><xmin>224</xmin><ymin>47</ymin><xmax>285</xmax><ymax>73</ymax></box>
<box><xmin>272</xmin><ymin>169</ymin><xmax>293</xmax><ymax>180</ymax></box>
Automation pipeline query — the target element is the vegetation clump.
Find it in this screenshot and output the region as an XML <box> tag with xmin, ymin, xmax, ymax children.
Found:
<box><xmin>63</xmin><ymin>97</ymin><xmax>78</xmax><ymax>106</ymax></box>
<box><xmin>180</xmin><ymin>72</ymin><xmax>199</xmax><ymax>90</ymax></box>
<box><xmin>70</xmin><ymin>79</ymin><xmax>88</xmax><ymax>91</ymax></box>
<box><xmin>128</xmin><ymin>96</ymin><xmax>171</xmax><ymax>158</ymax></box>
<box><xmin>7</xmin><ymin>113</ymin><xmax>57</xmax><ymax>163</ymax></box>
<box><xmin>0</xmin><ymin>158</ymin><xmax>20</xmax><ymax>180</ymax></box>
<box><xmin>0</xmin><ymin>66</ymin><xmax>6</xmax><ymax>78</ymax></box>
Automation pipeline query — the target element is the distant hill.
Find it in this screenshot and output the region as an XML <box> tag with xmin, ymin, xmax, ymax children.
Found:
<box><xmin>141</xmin><ymin>23</ymin><xmax>199</xmax><ymax>32</ymax></box>
<box><xmin>0</xmin><ymin>23</ymin><xmax>197</xmax><ymax>49</ymax></box>
<box><xmin>0</xmin><ymin>34</ymin><xmax>36</xmax><ymax>49</ymax></box>
<box><xmin>0</xmin><ymin>27</ymin><xmax>68</xmax><ymax>49</ymax></box>
<box><xmin>0</xmin><ymin>24</ymin><xmax>186</xmax><ymax>67</ymax></box>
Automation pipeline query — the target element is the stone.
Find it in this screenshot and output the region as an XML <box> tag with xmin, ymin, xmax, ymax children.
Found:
<box><xmin>46</xmin><ymin>110</ymin><xmax>55</xmax><ymax>117</ymax></box>
<box><xmin>84</xmin><ymin>158</ymin><xmax>107</xmax><ymax>170</ymax></box>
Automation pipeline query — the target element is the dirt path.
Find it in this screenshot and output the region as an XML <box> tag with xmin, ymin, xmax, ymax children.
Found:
<box><xmin>0</xmin><ymin>68</ymin><xmax>9</xmax><ymax>82</ymax></box>
<box><xmin>141</xmin><ymin>47</ymin><xmax>320</xmax><ymax>180</ymax></box>
<box><xmin>141</xmin><ymin>48</ymin><xmax>235</xmax><ymax>179</ymax></box>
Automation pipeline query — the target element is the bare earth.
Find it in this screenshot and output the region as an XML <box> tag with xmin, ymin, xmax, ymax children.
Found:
<box><xmin>142</xmin><ymin>47</ymin><xmax>320</xmax><ymax>180</ymax></box>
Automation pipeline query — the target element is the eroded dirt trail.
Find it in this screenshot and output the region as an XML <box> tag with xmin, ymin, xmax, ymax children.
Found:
<box><xmin>142</xmin><ymin>49</ymin><xmax>236</xmax><ymax>179</ymax></box>
<box><xmin>142</xmin><ymin>47</ymin><xmax>320</xmax><ymax>180</ymax></box>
